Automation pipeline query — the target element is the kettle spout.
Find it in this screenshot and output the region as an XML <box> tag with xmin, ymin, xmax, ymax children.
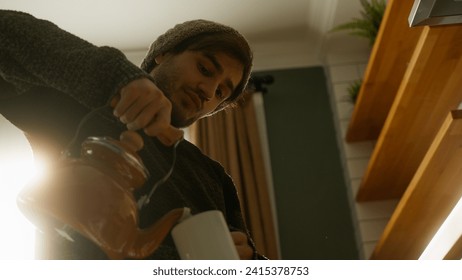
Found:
<box><xmin>126</xmin><ymin>207</ymin><xmax>187</xmax><ymax>259</ymax></box>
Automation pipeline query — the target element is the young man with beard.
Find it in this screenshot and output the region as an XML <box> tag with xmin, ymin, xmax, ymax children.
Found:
<box><xmin>0</xmin><ymin>9</ymin><xmax>262</xmax><ymax>259</ymax></box>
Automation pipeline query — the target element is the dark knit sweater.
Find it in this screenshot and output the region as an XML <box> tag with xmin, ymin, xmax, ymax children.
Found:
<box><xmin>0</xmin><ymin>10</ymin><xmax>253</xmax><ymax>259</ymax></box>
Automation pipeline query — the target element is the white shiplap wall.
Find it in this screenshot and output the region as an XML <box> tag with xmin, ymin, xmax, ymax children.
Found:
<box><xmin>324</xmin><ymin>55</ymin><xmax>399</xmax><ymax>259</ymax></box>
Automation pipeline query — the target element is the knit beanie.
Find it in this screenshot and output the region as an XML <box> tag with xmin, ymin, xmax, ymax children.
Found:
<box><xmin>140</xmin><ymin>19</ymin><xmax>253</xmax><ymax>104</ymax></box>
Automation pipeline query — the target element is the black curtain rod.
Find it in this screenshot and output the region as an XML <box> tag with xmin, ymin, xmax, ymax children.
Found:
<box><xmin>248</xmin><ymin>74</ymin><xmax>274</xmax><ymax>94</ymax></box>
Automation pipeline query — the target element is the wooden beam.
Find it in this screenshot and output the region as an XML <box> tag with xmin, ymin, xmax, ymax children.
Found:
<box><xmin>444</xmin><ymin>234</ymin><xmax>462</xmax><ymax>260</ymax></box>
<box><xmin>371</xmin><ymin>110</ymin><xmax>462</xmax><ymax>259</ymax></box>
<box><xmin>345</xmin><ymin>0</ymin><xmax>423</xmax><ymax>142</ymax></box>
<box><xmin>357</xmin><ymin>24</ymin><xmax>462</xmax><ymax>201</ymax></box>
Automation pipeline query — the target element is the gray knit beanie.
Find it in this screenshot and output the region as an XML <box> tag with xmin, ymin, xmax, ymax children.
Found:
<box><xmin>141</xmin><ymin>19</ymin><xmax>253</xmax><ymax>106</ymax></box>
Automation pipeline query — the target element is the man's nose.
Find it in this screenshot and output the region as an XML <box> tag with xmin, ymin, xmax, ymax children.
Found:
<box><xmin>198</xmin><ymin>79</ymin><xmax>218</xmax><ymax>101</ymax></box>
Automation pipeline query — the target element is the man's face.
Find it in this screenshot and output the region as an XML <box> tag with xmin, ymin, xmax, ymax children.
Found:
<box><xmin>150</xmin><ymin>50</ymin><xmax>244</xmax><ymax>128</ymax></box>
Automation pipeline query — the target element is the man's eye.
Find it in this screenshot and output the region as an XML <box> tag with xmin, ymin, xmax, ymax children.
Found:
<box><xmin>216</xmin><ymin>88</ymin><xmax>224</xmax><ymax>98</ymax></box>
<box><xmin>198</xmin><ymin>64</ymin><xmax>211</xmax><ymax>76</ymax></box>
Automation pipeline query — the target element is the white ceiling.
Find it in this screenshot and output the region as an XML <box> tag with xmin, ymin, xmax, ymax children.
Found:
<box><xmin>0</xmin><ymin>0</ymin><xmax>371</xmax><ymax>70</ymax></box>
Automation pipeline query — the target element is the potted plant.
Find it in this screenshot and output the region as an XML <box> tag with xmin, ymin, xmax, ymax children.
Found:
<box><xmin>331</xmin><ymin>0</ymin><xmax>386</xmax><ymax>46</ymax></box>
<box><xmin>345</xmin><ymin>79</ymin><xmax>362</xmax><ymax>104</ymax></box>
<box><xmin>331</xmin><ymin>0</ymin><xmax>386</xmax><ymax>104</ymax></box>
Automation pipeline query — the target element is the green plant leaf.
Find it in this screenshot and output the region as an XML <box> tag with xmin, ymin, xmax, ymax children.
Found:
<box><xmin>347</xmin><ymin>79</ymin><xmax>362</xmax><ymax>104</ymax></box>
<box><xmin>330</xmin><ymin>0</ymin><xmax>386</xmax><ymax>46</ymax></box>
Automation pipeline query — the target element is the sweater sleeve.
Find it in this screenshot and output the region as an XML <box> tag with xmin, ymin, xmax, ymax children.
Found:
<box><xmin>0</xmin><ymin>9</ymin><xmax>148</xmax><ymax>109</ymax></box>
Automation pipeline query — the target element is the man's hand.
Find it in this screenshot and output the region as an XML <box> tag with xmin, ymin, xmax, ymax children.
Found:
<box><xmin>231</xmin><ymin>231</ymin><xmax>253</xmax><ymax>260</ymax></box>
<box><xmin>111</xmin><ymin>78</ymin><xmax>184</xmax><ymax>146</ymax></box>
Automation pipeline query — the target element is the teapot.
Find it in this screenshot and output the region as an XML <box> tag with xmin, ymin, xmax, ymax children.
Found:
<box><xmin>17</xmin><ymin>130</ymin><xmax>185</xmax><ymax>259</ymax></box>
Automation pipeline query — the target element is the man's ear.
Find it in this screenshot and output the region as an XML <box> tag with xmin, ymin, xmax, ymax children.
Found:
<box><xmin>155</xmin><ymin>54</ymin><xmax>166</xmax><ymax>65</ymax></box>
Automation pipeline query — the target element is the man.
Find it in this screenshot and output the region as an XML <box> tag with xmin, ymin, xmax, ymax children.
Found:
<box><xmin>0</xmin><ymin>10</ymin><xmax>261</xmax><ymax>259</ymax></box>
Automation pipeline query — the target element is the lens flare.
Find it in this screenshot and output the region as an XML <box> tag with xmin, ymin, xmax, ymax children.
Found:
<box><xmin>0</xmin><ymin>116</ymin><xmax>38</xmax><ymax>259</ymax></box>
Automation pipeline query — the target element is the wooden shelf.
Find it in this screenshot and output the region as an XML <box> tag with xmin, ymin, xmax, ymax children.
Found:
<box><xmin>346</xmin><ymin>0</ymin><xmax>462</xmax><ymax>260</ymax></box>
<box><xmin>356</xmin><ymin>24</ymin><xmax>462</xmax><ymax>201</ymax></box>
<box><xmin>370</xmin><ymin>110</ymin><xmax>462</xmax><ymax>259</ymax></box>
<box><xmin>345</xmin><ymin>0</ymin><xmax>423</xmax><ymax>142</ymax></box>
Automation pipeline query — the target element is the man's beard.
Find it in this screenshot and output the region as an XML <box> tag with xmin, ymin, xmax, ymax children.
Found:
<box><xmin>150</xmin><ymin>65</ymin><xmax>196</xmax><ymax>128</ymax></box>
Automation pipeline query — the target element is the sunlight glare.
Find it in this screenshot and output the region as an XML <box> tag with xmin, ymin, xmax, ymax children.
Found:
<box><xmin>0</xmin><ymin>116</ymin><xmax>42</xmax><ymax>259</ymax></box>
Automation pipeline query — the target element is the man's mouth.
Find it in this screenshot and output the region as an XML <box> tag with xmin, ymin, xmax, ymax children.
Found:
<box><xmin>184</xmin><ymin>90</ymin><xmax>202</xmax><ymax>110</ymax></box>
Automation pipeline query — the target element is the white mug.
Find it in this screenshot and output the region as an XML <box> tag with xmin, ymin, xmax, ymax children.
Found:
<box><xmin>171</xmin><ymin>209</ymin><xmax>239</xmax><ymax>260</ymax></box>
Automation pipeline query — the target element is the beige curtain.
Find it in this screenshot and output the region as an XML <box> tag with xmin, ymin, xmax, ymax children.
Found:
<box><xmin>189</xmin><ymin>92</ymin><xmax>279</xmax><ymax>259</ymax></box>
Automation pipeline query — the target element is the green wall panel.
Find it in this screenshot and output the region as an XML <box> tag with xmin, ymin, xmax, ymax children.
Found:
<box><xmin>256</xmin><ymin>67</ymin><xmax>358</xmax><ymax>259</ymax></box>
